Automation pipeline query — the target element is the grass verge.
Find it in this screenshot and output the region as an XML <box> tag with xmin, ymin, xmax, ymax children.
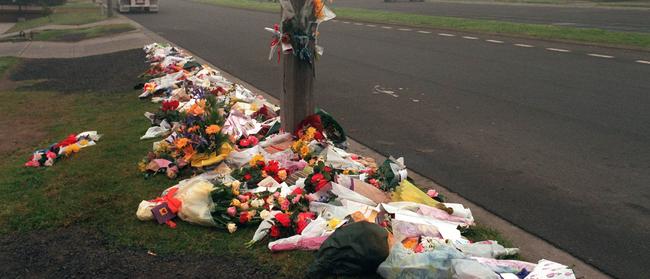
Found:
<box><xmin>1</xmin><ymin>24</ymin><xmax>136</xmax><ymax>42</ymax></box>
<box><xmin>7</xmin><ymin>0</ymin><xmax>106</xmax><ymax>33</ymax></box>
<box><xmin>196</xmin><ymin>0</ymin><xmax>650</xmax><ymax>50</ymax></box>
<box><xmin>0</xmin><ymin>54</ymin><xmax>520</xmax><ymax>276</ymax></box>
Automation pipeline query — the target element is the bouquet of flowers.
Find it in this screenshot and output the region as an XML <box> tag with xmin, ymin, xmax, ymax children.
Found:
<box><xmin>303</xmin><ymin>161</ymin><xmax>338</xmax><ymax>193</ymax></box>
<box><xmin>139</xmin><ymin>95</ymin><xmax>232</xmax><ymax>178</ymax></box>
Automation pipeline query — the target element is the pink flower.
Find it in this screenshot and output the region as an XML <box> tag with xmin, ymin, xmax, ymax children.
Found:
<box><xmin>24</xmin><ymin>161</ymin><xmax>40</xmax><ymax>167</ymax></box>
<box><xmin>273</xmin><ymin>191</ymin><xmax>281</xmax><ymax>198</ymax></box>
<box><xmin>238</xmin><ymin>195</ymin><xmax>250</xmax><ymax>203</ymax></box>
<box><xmin>427</xmin><ymin>189</ymin><xmax>439</xmax><ymax>198</ymax></box>
<box><xmin>414</xmin><ymin>243</ymin><xmax>424</xmax><ymax>253</ymax></box>
<box><xmin>280</xmin><ymin>198</ymin><xmax>290</xmax><ymax>211</ymax></box>
<box><xmin>291</xmin><ymin>195</ymin><xmax>301</xmax><ymax>204</ymax></box>
<box><xmin>46</xmin><ymin>151</ymin><xmax>57</xmax><ymax>159</ymax></box>
<box><xmin>227</xmin><ymin>206</ymin><xmax>237</xmax><ymax>217</ymax></box>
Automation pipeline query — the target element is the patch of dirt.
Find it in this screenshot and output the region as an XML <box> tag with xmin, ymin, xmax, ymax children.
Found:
<box><xmin>0</xmin><ymin>227</ymin><xmax>276</xmax><ymax>279</ymax></box>
<box><xmin>9</xmin><ymin>48</ymin><xmax>148</xmax><ymax>93</ymax></box>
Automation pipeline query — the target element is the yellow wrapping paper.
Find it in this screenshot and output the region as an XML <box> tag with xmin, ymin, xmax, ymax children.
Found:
<box><xmin>391</xmin><ymin>180</ymin><xmax>452</xmax><ymax>213</ymax></box>
<box><xmin>190</xmin><ymin>143</ymin><xmax>233</xmax><ymax>168</ymax></box>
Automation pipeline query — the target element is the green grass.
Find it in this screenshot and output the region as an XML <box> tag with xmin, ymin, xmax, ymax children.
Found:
<box><xmin>0</xmin><ymin>57</ymin><xmax>19</xmax><ymax>76</ymax></box>
<box><xmin>0</xmin><ymin>60</ymin><xmax>313</xmax><ymax>276</ymax></box>
<box><xmin>24</xmin><ymin>24</ymin><xmax>136</xmax><ymax>42</ymax></box>
<box><xmin>197</xmin><ymin>0</ymin><xmax>650</xmax><ymax>50</ymax></box>
<box><xmin>7</xmin><ymin>1</ymin><xmax>106</xmax><ymax>33</ymax></box>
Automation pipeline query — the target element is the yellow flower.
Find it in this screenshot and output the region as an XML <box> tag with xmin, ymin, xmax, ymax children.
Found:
<box><xmin>300</xmin><ymin>145</ymin><xmax>310</xmax><ymax>157</ymax></box>
<box><xmin>174</xmin><ymin>138</ymin><xmax>189</xmax><ymax>149</ymax></box>
<box><xmin>78</xmin><ymin>139</ymin><xmax>89</xmax><ymax>146</ymax></box>
<box><xmin>231</xmin><ymin>199</ymin><xmax>241</xmax><ymax>207</ymax></box>
<box><xmin>277</xmin><ymin>169</ymin><xmax>287</xmax><ymax>181</ymax></box>
<box><xmin>291</xmin><ymin>140</ymin><xmax>303</xmax><ymax>152</ymax></box>
<box><xmin>327</xmin><ymin>218</ymin><xmax>341</xmax><ymax>230</ymax></box>
<box><xmin>304</xmin><ymin>127</ymin><xmax>316</xmax><ymax>141</ymax></box>
<box><xmin>205</xmin><ymin>124</ymin><xmax>221</xmax><ymax>135</ymax></box>
<box><xmin>138</xmin><ymin>161</ymin><xmax>147</xmax><ymax>172</ymax></box>
<box><xmin>249</xmin><ymin>154</ymin><xmax>265</xmax><ymax>167</ymax></box>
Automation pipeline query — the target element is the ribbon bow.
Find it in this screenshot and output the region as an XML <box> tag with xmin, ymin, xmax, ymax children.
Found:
<box><xmin>150</xmin><ymin>187</ymin><xmax>183</xmax><ymax>228</ymax></box>
<box><xmin>265</xmin><ymin>24</ymin><xmax>282</xmax><ymax>63</ymax></box>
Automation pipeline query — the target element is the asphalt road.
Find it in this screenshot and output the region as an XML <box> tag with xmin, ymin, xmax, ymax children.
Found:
<box><xmin>331</xmin><ymin>0</ymin><xmax>650</xmax><ymax>33</ymax></box>
<box><xmin>127</xmin><ymin>1</ymin><xmax>650</xmax><ymax>278</ymax></box>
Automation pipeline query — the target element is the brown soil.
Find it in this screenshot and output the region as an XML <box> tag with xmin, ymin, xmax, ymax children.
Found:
<box><xmin>0</xmin><ymin>227</ymin><xmax>277</xmax><ymax>279</ymax></box>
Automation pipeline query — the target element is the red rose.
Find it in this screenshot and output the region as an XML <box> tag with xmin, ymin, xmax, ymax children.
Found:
<box><xmin>244</xmin><ymin>173</ymin><xmax>252</xmax><ymax>180</ymax></box>
<box><xmin>270</xmin><ymin>225</ymin><xmax>280</xmax><ymax>238</ymax></box>
<box><xmin>275</xmin><ymin>213</ymin><xmax>292</xmax><ymax>227</ymax></box>
<box><xmin>296</xmin><ymin>219</ymin><xmax>309</xmax><ymax>234</ymax></box>
<box><xmin>297</xmin><ymin>212</ymin><xmax>316</xmax><ymax>222</ymax></box>
<box><xmin>239</xmin><ymin>211</ymin><xmax>250</xmax><ymax>224</ymax></box>
<box><xmin>239</xmin><ymin>138</ymin><xmax>250</xmax><ymax>147</ymax></box>
<box><xmin>324</xmin><ymin>166</ymin><xmax>332</xmax><ymax>173</ymax></box>
<box><xmin>311</xmin><ymin>173</ymin><xmax>324</xmax><ymax>184</ymax></box>
<box><xmin>257</xmin><ymin>160</ymin><xmax>265</xmax><ymax>167</ymax></box>
<box><xmin>265</xmin><ymin>161</ymin><xmax>280</xmax><ymax>174</ymax></box>
<box><xmin>161</xmin><ymin>100</ymin><xmax>179</xmax><ymax>112</ymax></box>
<box><xmin>315</xmin><ymin>180</ymin><xmax>329</xmax><ymax>192</ymax></box>
<box><xmin>314</xmin><ymin>131</ymin><xmax>324</xmax><ymax>140</ymax></box>
<box><xmin>291</xmin><ymin>188</ymin><xmax>303</xmax><ymax>196</ymax></box>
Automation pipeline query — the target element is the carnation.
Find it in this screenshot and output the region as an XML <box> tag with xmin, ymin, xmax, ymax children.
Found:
<box><xmin>227</xmin><ymin>222</ymin><xmax>237</xmax><ymax>233</ymax></box>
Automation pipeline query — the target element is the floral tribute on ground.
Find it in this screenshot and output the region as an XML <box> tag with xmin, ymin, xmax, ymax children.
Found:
<box><xmin>133</xmin><ymin>43</ymin><xmax>576</xmax><ymax>279</ymax></box>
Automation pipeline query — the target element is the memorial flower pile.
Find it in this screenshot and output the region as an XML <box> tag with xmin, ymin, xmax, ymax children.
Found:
<box><xmin>134</xmin><ymin>43</ymin><xmax>577</xmax><ymax>279</ymax></box>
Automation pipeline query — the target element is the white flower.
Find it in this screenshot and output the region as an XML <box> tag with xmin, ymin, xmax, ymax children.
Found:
<box><xmin>251</xmin><ymin>199</ymin><xmax>264</xmax><ymax>208</ymax></box>
<box><xmin>227</xmin><ymin>222</ymin><xmax>237</xmax><ymax>233</ymax></box>
<box><xmin>260</xmin><ymin>209</ymin><xmax>270</xmax><ymax>220</ymax></box>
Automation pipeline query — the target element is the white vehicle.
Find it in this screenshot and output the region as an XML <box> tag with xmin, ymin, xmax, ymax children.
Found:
<box><xmin>118</xmin><ymin>0</ymin><xmax>159</xmax><ymax>13</ymax></box>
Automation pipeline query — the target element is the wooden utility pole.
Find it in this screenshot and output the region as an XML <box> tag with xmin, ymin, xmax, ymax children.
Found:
<box><xmin>280</xmin><ymin>0</ymin><xmax>315</xmax><ymax>133</ymax></box>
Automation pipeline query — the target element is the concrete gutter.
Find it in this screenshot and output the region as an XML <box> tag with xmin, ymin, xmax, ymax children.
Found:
<box><xmin>128</xmin><ymin>13</ymin><xmax>611</xmax><ymax>279</ymax></box>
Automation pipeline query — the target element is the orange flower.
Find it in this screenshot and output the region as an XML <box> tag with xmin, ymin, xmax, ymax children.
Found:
<box><xmin>314</xmin><ymin>0</ymin><xmax>324</xmax><ymax>19</ymax></box>
<box><xmin>187</xmin><ymin>125</ymin><xmax>200</xmax><ymax>133</ymax></box>
<box><xmin>187</xmin><ymin>100</ymin><xmax>206</xmax><ymax>116</ymax></box>
<box><xmin>182</xmin><ymin>144</ymin><xmax>195</xmax><ymax>161</ymax></box>
<box><xmin>174</xmin><ymin>138</ymin><xmax>189</xmax><ymax>149</ymax></box>
<box><xmin>206</xmin><ymin>124</ymin><xmax>221</xmax><ymax>135</ymax></box>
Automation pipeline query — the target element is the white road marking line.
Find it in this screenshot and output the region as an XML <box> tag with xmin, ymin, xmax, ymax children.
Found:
<box><xmin>514</xmin><ymin>43</ymin><xmax>534</xmax><ymax>48</ymax></box>
<box><xmin>486</xmin><ymin>39</ymin><xmax>504</xmax><ymax>44</ymax></box>
<box><xmin>417</xmin><ymin>30</ymin><xmax>431</xmax><ymax>34</ymax></box>
<box><xmin>462</xmin><ymin>36</ymin><xmax>478</xmax><ymax>40</ymax></box>
<box><xmin>438</xmin><ymin>33</ymin><xmax>455</xmax><ymax>37</ymax></box>
<box><xmin>546</xmin><ymin>48</ymin><xmax>571</xmax><ymax>53</ymax></box>
<box><xmin>366</xmin><ymin>24</ymin><xmax>376</xmax><ymax>27</ymax></box>
<box><xmin>398</xmin><ymin>28</ymin><xmax>412</xmax><ymax>31</ymax></box>
<box><xmin>342</xmin><ymin>21</ymin><xmax>350</xmax><ymax>24</ymax></box>
<box><xmin>354</xmin><ymin>23</ymin><xmax>363</xmax><ymax>26</ymax></box>
<box><xmin>587</xmin><ymin>53</ymin><xmax>614</xmax><ymax>59</ymax></box>
<box><xmin>635</xmin><ymin>60</ymin><xmax>650</xmax><ymax>65</ymax></box>
<box><xmin>381</xmin><ymin>26</ymin><xmax>393</xmax><ymax>29</ymax></box>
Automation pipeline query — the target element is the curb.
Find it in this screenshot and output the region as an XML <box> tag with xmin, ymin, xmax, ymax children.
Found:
<box><xmin>124</xmin><ymin>13</ymin><xmax>611</xmax><ymax>279</ymax></box>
